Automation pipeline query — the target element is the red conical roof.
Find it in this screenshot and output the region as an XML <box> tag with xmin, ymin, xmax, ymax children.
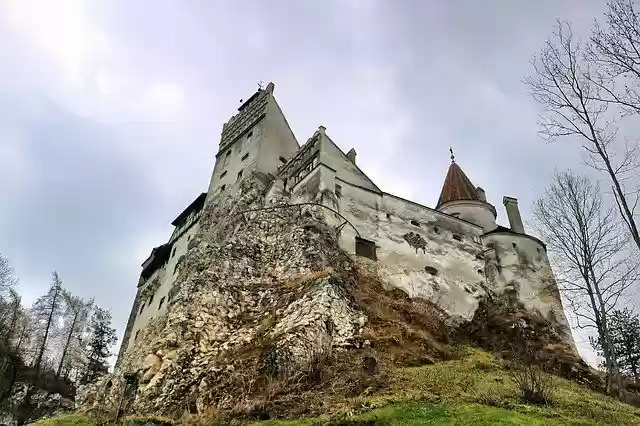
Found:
<box><xmin>436</xmin><ymin>161</ymin><xmax>479</xmax><ymax>208</ymax></box>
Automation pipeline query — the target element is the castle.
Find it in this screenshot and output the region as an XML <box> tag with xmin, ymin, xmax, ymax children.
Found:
<box><xmin>117</xmin><ymin>83</ymin><xmax>572</xmax><ymax>364</ymax></box>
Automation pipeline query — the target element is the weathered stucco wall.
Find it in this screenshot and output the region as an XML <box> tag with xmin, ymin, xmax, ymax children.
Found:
<box><xmin>483</xmin><ymin>231</ymin><xmax>572</xmax><ymax>339</ymax></box>
<box><xmin>438</xmin><ymin>199</ymin><xmax>497</xmax><ymax>232</ymax></box>
<box><xmin>273</xmin><ymin>152</ymin><xmax>571</xmax><ymax>333</ymax></box>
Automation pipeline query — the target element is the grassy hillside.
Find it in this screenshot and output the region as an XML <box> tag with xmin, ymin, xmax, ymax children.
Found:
<box><xmin>33</xmin><ymin>348</ymin><xmax>640</xmax><ymax>426</ymax></box>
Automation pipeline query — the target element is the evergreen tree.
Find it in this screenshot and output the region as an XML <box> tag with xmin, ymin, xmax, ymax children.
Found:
<box><xmin>608</xmin><ymin>309</ymin><xmax>640</xmax><ymax>382</ymax></box>
<box><xmin>82</xmin><ymin>307</ymin><xmax>117</xmax><ymax>384</ymax></box>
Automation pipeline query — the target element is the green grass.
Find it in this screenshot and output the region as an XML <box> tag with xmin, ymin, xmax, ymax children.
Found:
<box><xmin>30</xmin><ymin>413</ymin><xmax>97</xmax><ymax>425</ymax></box>
<box><xmin>31</xmin><ymin>348</ymin><xmax>640</xmax><ymax>426</ymax></box>
<box><xmin>250</xmin><ymin>403</ymin><xmax>580</xmax><ymax>426</ymax></box>
<box><xmin>253</xmin><ymin>347</ymin><xmax>640</xmax><ymax>426</ymax></box>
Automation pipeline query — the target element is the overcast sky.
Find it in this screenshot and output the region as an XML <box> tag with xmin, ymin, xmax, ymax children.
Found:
<box><xmin>0</xmin><ymin>0</ymin><xmax>629</xmax><ymax>364</ymax></box>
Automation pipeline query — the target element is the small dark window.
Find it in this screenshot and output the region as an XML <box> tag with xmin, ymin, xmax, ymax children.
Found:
<box><xmin>279</xmin><ymin>156</ymin><xmax>287</xmax><ymax>163</ymax></box>
<box><xmin>411</xmin><ymin>220</ymin><xmax>420</xmax><ymax>227</ymax></box>
<box><xmin>148</xmin><ymin>293</ymin><xmax>154</xmax><ymax>304</ymax></box>
<box><xmin>477</xmin><ymin>269</ymin><xmax>484</xmax><ymax>275</ymax></box>
<box><xmin>536</xmin><ymin>248</ymin><xmax>541</xmax><ymax>254</ymax></box>
<box><xmin>220</xmin><ymin>184</ymin><xmax>226</xmax><ymax>191</ymax></box>
<box><xmin>425</xmin><ymin>266</ymin><xmax>438</xmax><ymax>275</ymax></box>
<box><xmin>171</xmin><ymin>247</ymin><xmax>177</xmax><ymax>258</ymax></box>
<box><xmin>246</xmin><ymin>131</ymin><xmax>253</xmax><ymax>139</ymax></box>
<box><xmin>135</xmin><ymin>330</ymin><xmax>140</xmax><ymax>341</ymax></box>
<box><xmin>355</xmin><ymin>237</ymin><xmax>377</xmax><ymax>260</ymax></box>
<box><xmin>225</xmin><ymin>150</ymin><xmax>231</xmax><ymax>157</ymax></box>
<box><xmin>335</xmin><ymin>184</ymin><xmax>342</xmax><ymax>198</ymax></box>
<box><xmin>386</xmin><ymin>213</ymin><xmax>391</xmax><ymax>220</ymax></box>
<box><xmin>241</xmin><ymin>153</ymin><xmax>249</xmax><ymax>162</ymax></box>
<box><xmin>138</xmin><ymin>303</ymin><xmax>145</xmax><ymax>315</ymax></box>
<box><xmin>237</xmin><ymin>170</ymin><xmax>243</xmax><ymax>181</ymax></box>
<box><xmin>220</xmin><ymin>170</ymin><xmax>227</xmax><ymax>178</ymax></box>
<box><xmin>433</xmin><ymin>227</ymin><xmax>439</xmax><ymax>233</ymax></box>
<box><xmin>453</xmin><ymin>234</ymin><xmax>462</xmax><ymax>241</ymax></box>
<box><xmin>158</xmin><ymin>297</ymin><xmax>166</xmax><ymax>310</ymax></box>
<box><xmin>512</xmin><ymin>242</ymin><xmax>517</xmax><ymax>249</ymax></box>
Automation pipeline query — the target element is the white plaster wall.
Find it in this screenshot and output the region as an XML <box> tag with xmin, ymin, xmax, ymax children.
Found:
<box><xmin>256</xmin><ymin>98</ymin><xmax>300</xmax><ymax>175</ymax></box>
<box><xmin>208</xmin><ymin>124</ymin><xmax>261</xmax><ymax>197</ymax></box>
<box><xmin>128</xmin><ymin>221</ymin><xmax>201</xmax><ymax>350</ymax></box>
<box><xmin>332</xmin><ymin>181</ymin><xmax>488</xmax><ymax>321</ymax></box>
<box><xmin>318</xmin><ymin>135</ymin><xmax>379</xmax><ymax>191</ymax></box>
<box><xmin>481</xmin><ymin>232</ymin><xmax>571</xmax><ymax>338</ymax></box>
<box><xmin>439</xmin><ymin>200</ymin><xmax>497</xmax><ymax>232</ymax></box>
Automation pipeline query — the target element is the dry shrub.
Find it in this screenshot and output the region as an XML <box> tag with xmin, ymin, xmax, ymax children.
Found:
<box><xmin>508</xmin><ymin>361</ymin><xmax>554</xmax><ymax>405</ymax></box>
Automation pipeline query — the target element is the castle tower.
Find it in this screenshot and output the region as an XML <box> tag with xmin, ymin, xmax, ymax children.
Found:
<box><xmin>206</xmin><ymin>82</ymin><xmax>300</xmax><ymax>201</ymax></box>
<box><xmin>436</xmin><ymin>151</ymin><xmax>497</xmax><ymax>232</ymax></box>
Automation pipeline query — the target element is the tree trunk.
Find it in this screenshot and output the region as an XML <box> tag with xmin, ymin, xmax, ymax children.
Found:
<box><xmin>56</xmin><ymin>311</ymin><xmax>79</xmax><ymax>377</ymax></box>
<box><xmin>34</xmin><ymin>286</ymin><xmax>60</xmax><ymax>375</ymax></box>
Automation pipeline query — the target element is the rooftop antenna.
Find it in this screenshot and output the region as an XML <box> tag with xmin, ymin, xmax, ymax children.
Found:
<box><xmin>450</xmin><ymin>147</ymin><xmax>456</xmax><ymax>163</ymax></box>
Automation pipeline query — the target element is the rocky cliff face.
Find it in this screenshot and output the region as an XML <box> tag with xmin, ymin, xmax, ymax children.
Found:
<box><xmin>78</xmin><ymin>174</ymin><xmax>582</xmax><ymax>420</ymax></box>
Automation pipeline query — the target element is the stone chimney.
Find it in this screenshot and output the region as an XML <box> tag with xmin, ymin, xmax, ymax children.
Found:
<box><xmin>503</xmin><ymin>196</ymin><xmax>524</xmax><ymax>233</ymax></box>
<box><xmin>346</xmin><ymin>148</ymin><xmax>357</xmax><ymax>165</ymax></box>
<box><xmin>476</xmin><ymin>186</ymin><xmax>486</xmax><ymax>202</ymax></box>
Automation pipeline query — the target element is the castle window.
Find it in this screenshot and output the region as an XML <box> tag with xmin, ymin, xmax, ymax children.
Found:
<box><xmin>335</xmin><ymin>184</ymin><xmax>342</xmax><ymax>198</ymax></box>
<box><xmin>279</xmin><ymin>156</ymin><xmax>287</xmax><ymax>163</ymax></box>
<box><xmin>424</xmin><ymin>266</ymin><xmax>438</xmax><ymax>275</ymax></box>
<box><xmin>411</xmin><ymin>220</ymin><xmax>420</xmax><ymax>227</ymax></box>
<box><xmin>171</xmin><ymin>247</ymin><xmax>177</xmax><ymax>258</ymax></box>
<box><xmin>241</xmin><ymin>153</ymin><xmax>249</xmax><ymax>162</ymax></box>
<box><xmin>512</xmin><ymin>242</ymin><xmax>517</xmax><ymax>249</ymax></box>
<box><xmin>148</xmin><ymin>293</ymin><xmax>154</xmax><ymax>304</ymax></box>
<box><xmin>220</xmin><ymin>170</ymin><xmax>227</xmax><ymax>178</ymax></box>
<box><xmin>138</xmin><ymin>303</ymin><xmax>145</xmax><ymax>316</ymax></box>
<box><xmin>237</xmin><ymin>170</ymin><xmax>243</xmax><ymax>181</ymax></box>
<box><xmin>386</xmin><ymin>213</ymin><xmax>391</xmax><ymax>220</ymax></box>
<box><xmin>135</xmin><ymin>330</ymin><xmax>140</xmax><ymax>341</ymax></box>
<box><xmin>246</xmin><ymin>131</ymin><xmax>253</xmax><ymax>141</ymax></box>
<box><xmin>158</xmin><ymin>297</ymin><xmax>166</xmax><ymax>310</ymax></box>
<box><xmin>355</xmin><ymin>237</ymin><xmax>377</xmax><ymax>260</ymax></box>
<box><xmin>477</xmin><ymin>269</ymin><xmax>484</xmax><ymax>275</ymax></box>
<box><xmin>220</xmin><ymin>184</ymin><xmax>226</xmax><ymax>192</ymax></box>
<box><xmin>452</xmin><ymin>234</ymin><xmax>462</xmax><ymax>242</ymax></box>
<box><xmin>433</xmin><ymin>227</ymin><xmax>439</xmax><ymax>233</ymax></box>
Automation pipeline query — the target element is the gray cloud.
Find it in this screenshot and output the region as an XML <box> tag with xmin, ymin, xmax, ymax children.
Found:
<box><xmin>0</xmin><ymin>0</ymin><xmax>632</xmax><ymax>363</ymax></box>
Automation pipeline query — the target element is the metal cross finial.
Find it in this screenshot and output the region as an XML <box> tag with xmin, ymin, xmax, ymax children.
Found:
<box><xmin>450</xmin><ymin>147</ymin><xmax>455</xmax><ymax>163</ymax></box>
<box><xmin>257</xmin><ymin>80</ymin><xmax>264</xmax><ymax>90</ymax></box>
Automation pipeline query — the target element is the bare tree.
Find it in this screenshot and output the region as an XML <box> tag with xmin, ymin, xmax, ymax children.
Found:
<box><xmin>590</xmin><ymin>0</ymin><xmax>640</xmax><ymax>115</ymax></box>
<box><xmin>0</xmin><ymin>254</ymin><xmax>18</xmax><ymax>298</ymax></box>
<box><xmin>532</xmin><ymin>171</ymin><xmax>639</xmax><ymax>392</ymax></box>
<box><xmin>526</xmin><ymin>21</ymin><xmax>640</xmax><ymax>254</ymax></box>
<box><xmin>56</xmin><ymin>291</ymin><xmax>93</xmax><ymax>378</ymax></box>
<box><xmin>31</xmin><ymin>271</ymin><xmax>65</xmax><ymax>375</ymax></box>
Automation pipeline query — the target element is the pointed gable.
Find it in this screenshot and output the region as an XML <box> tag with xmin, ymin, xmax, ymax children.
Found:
<box><xmin>436</xmin><ymin>162</ymin><xmax>479</xmax><ymax>208</ymax></box>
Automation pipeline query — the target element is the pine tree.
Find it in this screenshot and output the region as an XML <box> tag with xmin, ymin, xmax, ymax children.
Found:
<box><xmin>31</xmin><ymin>271</ymin><xmax>65</xmax><ymax>375</ymax></box>
<box><xmin>609</xmin><ymin>309</ymin><xmax>640</xmax><ymax>382</ymax></box>
<box><xmin>82</xmin><ymin>307</ymin><xmax>117</xmax><ymax>384</ymax></box>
